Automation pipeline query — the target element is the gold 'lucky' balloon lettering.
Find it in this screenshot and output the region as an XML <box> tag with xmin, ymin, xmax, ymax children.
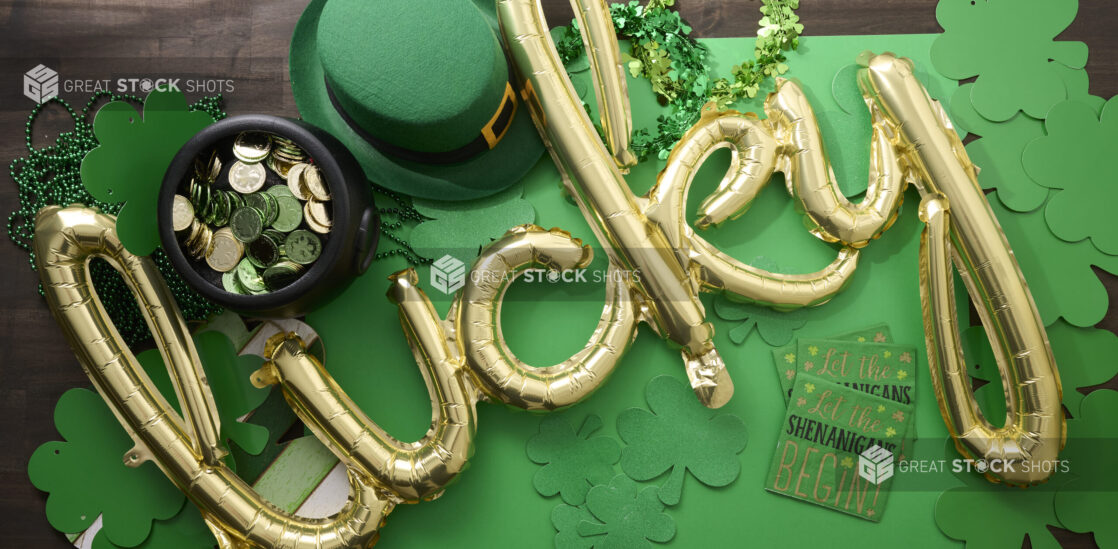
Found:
<box><xmin>32</xmin><ymin>2</ymin><xmax>1064</xmax><ymax>547</ymax></box>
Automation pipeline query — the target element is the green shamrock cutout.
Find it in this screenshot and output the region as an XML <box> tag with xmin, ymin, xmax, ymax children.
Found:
<box><xmin>28</xmin><ymin>388</ymin><xmax>186</xmax><ymax>547</ymax></box>
<box><xmin>618</xmin><ymin>375</ymin><xmax>748</xmax><ymax>505</ymax></box>
<box><xmin>578</xmin><ymin>475</ymin><xmax>675</xmax><ymax>549</ymax></box>
<box><xmin>138</xmin><ymin>330</ymin><xmax>271</xmax><ymax>456</ymax></box>
<box><xmin>411</xmin><ymin>181</ymin><xmax>535</xmax><ymax>262</ymax></box>
<box><xmin>1023</xmin><ymin>96</ymin><xmax>1118</xmax><ymax>255</ymax></box>
<box><xmin>81</xmin><ymin>89</ymin><xmax>214</xmax><ymax>256</ymax></box>
<box><xmin>1054</xmin><ymin>390</ymin><xmax>1118</xmax><ymax>548</ymax></box>
<box><xmin>931</xmin><ymin>0</ymin><xmax>1088</xmax><ymax>121</ymax></box>
<box><xmin>713</xmin><ymin>294</ymin><xmax>806</xmax><ymax>346</ymax></box>
<box><xmin>989</xmin><ymin>191</ymin><xmax>1118</xmax><ymax>328</ymax></box>
<box><xmin>552</xmin><ymin>503</ymin><xmax>597</xmax><ymax>549</ymax></box>
<box><xmin>93</xmin><ymin>503</ymin><xmax>214</xmax><ymax>549</ymax></box>
<box><xmin>527</xmin><ymin>414</ymin><xmax>622</xmax><ymax>505</ymax></box>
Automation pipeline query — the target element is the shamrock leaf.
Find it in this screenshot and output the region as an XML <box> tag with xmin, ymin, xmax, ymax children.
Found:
<box><xmin>988</xmin><ymin>192</ymin><xmax>1118</xmax><ymax>327</ymax></box>
<box><xmin>1054</xmin><ymin>390</ymin><xmax>1118</xmax><ymax>548</ymax></box>
<box><xmin>137</xmin><ymin>330</ymin><xmax>270</xmax><ymax>456</ymax></box>
<box><xmin>578</xmin><ymin>475</ymin><xmax>675</xmax><ymax>548</ymax></box>
<box><xmin>411</xmin><ymin>181</ymin><xmax>535</xmax><ymax>262</ymax></box>
<box><xmin>80</xmin><ymin>90</ymin><xmax>214</xmax><ymax>255</ymax></box>
<box><xmin>552</xmin><ymin>503</ymin><xmax>598</xmax><ymax>549</ymax></box>
<box><xmin>618</xmin><ymin>376</ymin><xmax>748</xmax><ymax>505</ymax></box>
<box><xmin>931</xmin><ymin>0</ymin><xmax>1088</xmax><ymax>121</ymax></box>
<box><xmin>28</xmin><ymin>388</ymin><xmax>185</xmax><ymax>547</ymax></box>
<box><xmin>92</xmin><ymin>503</ymin><xmax>214</xmax><ymax>549</ymax></box>
<box><xmin>527</xmin><ymin>414</ymin><xmax>622</xmax><ymax>505</ymax></box>
<box><xmin>935</xmin><ymin>467</ymin><xmax>1064</xmax><ymax>549</ymax></box>
<box><xmin>1023</xmin><ymin>97</ymin><xmax>1118</xmax><ymax>255</ymax></box>
<box><xmin>713</xmin><ymin>294</ymin><xmax>806</xmax><ymax>346</ymax></box>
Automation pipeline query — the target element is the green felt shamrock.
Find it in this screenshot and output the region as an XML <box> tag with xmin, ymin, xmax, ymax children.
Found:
<box><xmin>931</xmin><ymin>0</ymin><xmax>1088</xmax><ymax>121</ymax></box>
<box><xmin>411</xmin><ymin>180</ymin><xmax>535</xmax><ymax>262</ymax></box>
<box><xmin>528</xmin><ymin>414</ymin><xmax>622</xmax><ymax>505</ymax></box>
<box><xmin>92</xmin><ymin>503</ymin><xmax>214</xmax><ymax>549</ymax></box>
<box><xmin>617</xmin><ymin>375</ymin><xmax>748</xmax><ymax>505</ymax></box>
<box><xmin>1054</xmin><ymin>390</ymin><xmax>1118</xmax><ymax>547</ymax></box>
<box><xmin>552</xmin><ymin>503</ymin><xmax>598</xmax><ymax>549</ymax></box>
<box><xmin>578</xmin><ymin>475</ymin><xmax>675</xmax><ymax>549</ymax></box>
<box><xmin>81</xmin><ymin>89</ymin><xmax>214</xmax><ymax>256</ymax></box>
<box><xmin>988</xmin><ymin>191</ymin><xmax>1118</xmax><ymax>328</ymax></box>
<box><xmin>1023</xmin><ymin>97</ymin><xmax>1118</xmax><ymax>255</ymax></box>
<box><xmin>137</xmin><ymin>331</ymin><xmax>270</xmax><ymax>456</ymax></box>
<box><xmin>713</xmin><ymin>294</ymin><xmax>806</xmax><ymax>346</ymax></box>
<box><xmin>28</xmin><ymin>388</ymin><xmax>186</xmax><ymax>547</ymax></box>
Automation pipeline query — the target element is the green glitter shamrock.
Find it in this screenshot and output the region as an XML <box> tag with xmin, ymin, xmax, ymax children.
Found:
<box><xmin>1023</xmin><ymin>97</ymin><xmax>1118</xmax><ymax>255</ymax></box>
<box><xmin>1054</xmin><ymin>390</ymin><xmax>1118</xmax><ymax>548</ymax></box>
<box><xmin>578</xmin><ymin>475</ymin><xmax>675</xmax><ymax>549</ymax></box>
<box><xmin>988</xmin><ymin>191</ymin><xmax>1118</xmax><ymax>328</ymax></box>
<box><xmin>618</xmin><ymin>375</ymin><xmax>748</xmax><ymax>505</ymax></box>
<box><xmin>527</xmin><ymin>414</ymin><xmax>622</xmax><ymax>505</ymax></box>
<box><xmin>931</xmin><ymin>0</ymin><xmax>1088</xmax><ymax>121</ymax></box>
<box><xmin>92</xmin><ymin>503</ymin><xmax>214</xmax><ymax>549</ymax></box>
<box><xmin>81</xmin><ymin>89</ymin><xmax>214</xmax><ymax>255</ymax></box>
<box><xmin>28</xmin><ymin>388</ymin><xmax>185</xmax><ymax>547</ymax></box>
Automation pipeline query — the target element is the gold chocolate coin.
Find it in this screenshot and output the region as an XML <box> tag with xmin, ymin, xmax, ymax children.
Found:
<box><xmin>205</xmin><ymin>227</ymin><xmax>244</xmax><ymax>273</ymax></box>
<box><xmin>171</xmin><ymin>194</ymin><xmax>195</xmax><ymax>231</ymax></box>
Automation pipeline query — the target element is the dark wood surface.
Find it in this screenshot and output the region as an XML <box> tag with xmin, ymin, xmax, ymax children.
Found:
<box><xmin>0</xmin><ymin>1</ymin><xmax>1114</xmax><ymax>547</ymax></box>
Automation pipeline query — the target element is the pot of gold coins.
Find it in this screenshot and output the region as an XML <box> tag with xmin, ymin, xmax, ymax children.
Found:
<box><xmin>158</xmin><ymin>115</ymin><xmax>378</xmax><ymax>317</ymax></box>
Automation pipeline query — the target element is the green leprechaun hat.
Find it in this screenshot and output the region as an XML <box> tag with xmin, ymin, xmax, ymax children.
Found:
<box><xmin>290</xmin><ymin>0</ymin><xmax>544</xmax><ymax>200</ymax></box>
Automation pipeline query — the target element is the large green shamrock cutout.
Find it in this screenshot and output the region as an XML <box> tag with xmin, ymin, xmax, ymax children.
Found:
<box><xmin>1023</xmin><ymin>97</ymin><xmax>1118</xmax><ymax>255</ymax></box>
<box><xmin>617</xmin><ymin>375</ymin><xmax>747</xmax><ymax>505</ymax></box>
<box><xmin>527</xmin><ymin>414</ymin><xmax>622</xmax><ymax>505</ymax></box>
<box><xmin>92</xmin><ymin>503</ymin><xmax>214</xmax><ymax>549</ymax></box>
<box><xmin>931</xmin><ymin>0</ymin><xmax>1088</xmax><ymax>121</ymax></box>
<box><xmin>713</xmin><ymin>294</ymin><xmax>806</xmax><ymax>346</ymax></box>
<box><xmin>578</xmin><ymin>475</ymin><xmax>675</xmax><ymax>549</ymax></box>
<box><xmin>138</xmin><ymin>330</ymin><xmax>270</xmax><ymax>456</ymax></box>
<box><xmin>411</xmin><ymin>180</ymin><xmax>535</xmax><ymax>262</ymax></box>
<box><xmin>81</xmin><ymin>90</ymin><xmax>214</xmax><ymax>255</ymax></box>
<box><xmin>1054</xmin><ymin>390</ymin><xmax>1118</xmax><ymax>548</ymax></box>
<box><xmin>28</xmin><ymin>388</ymin><xmax>186</xmax><ymax>547</ymax></box>
<box><xmin>989</xmin><ymin>191</ymin><xmax>1118</xmax><ymax>328</ymax></box>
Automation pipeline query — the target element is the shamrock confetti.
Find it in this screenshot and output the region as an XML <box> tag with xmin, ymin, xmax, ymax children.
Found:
<box><xmin>931</xmin><ymin>0</ymin><xmax>1088</xmax><ymax>121</ymax></box>
<box><xmin>1023</xmin><ymin>97</ymin><xmax>1118</xmax><ymax>255</ymax></box>
<box><xmin>527</xmin><ymin>414</ymin><xmax>622</xmax><ymax>505</ymax></box>
<box><xmin>552</xmin><ymin>503</ymin><xmax>598</xmax><ymax>549</ymax></box>
<box><xmin>28</xmin><ymin>388</ymin><xmax>185</xmax><ymax>547</ymax></box>
<box><xmin>80</xmin><ymin>89</ymin><xmax>214</xmax><ymax>255</ymax></box>
<box><xmin>713</xmin><ymin>293</ymin><xmax>806</xmax><ymax>346</ymax></box>
<box><xmin>92</xmin><ymin>504</ymin><xmax>213</xmax><ymax>549</ymax></box>
<box><xmin>988</xmin><ymin>191</ymin><xmax>1118</xmax><ymax>327</ymax></box>
<box><xmin>411</xmin><ymin>180</ymin><xmax>536</xmax><ymax>263</ymax></box>
<box><xmin>579</xmin><ymin>475</ymin><xmax>675</xmax><ymax>549</ymax></box>
<box><xmin>618</xmin><ymin>376</ymin><xmax>748</xmax><ymax>505</ymax></box>
<box><xmin>1054</xmin><ymin>390</ymin><xmax>1118</xmax><ymax>548</ymax></box>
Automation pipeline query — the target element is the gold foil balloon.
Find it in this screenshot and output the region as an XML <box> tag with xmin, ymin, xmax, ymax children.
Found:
<box><xmin>859</xmin><ymin>52</ymin><xmax>1063</xmax><ymax>486</ymax></box>
<box><xmin>33</xmin><ymin>205</ymin><xmax>390</xmax><ymax>549</ymax></box>
<box><xmin>571</xmin><ymin>0</ymin><xmax>638</xmax><ymax>170</ymax></box>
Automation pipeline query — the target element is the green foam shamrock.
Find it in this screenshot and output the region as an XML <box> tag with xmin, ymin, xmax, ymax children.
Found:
<box><xmin>1054</xmin><ymin>390</ymin><xmax>1118</xmax><ymax>547</ymax></box>
<box><xmin>92</xmin><ymin>503</ymin><xmax>214</xmax><ymax>549</ymax></box>
<box><xmin>137</xmin><ymin>331</ymin><xmax>271</xmax><ymax>456</ymax></box>
<box><xmin>617</xmin><ymin>375</ymin><xmax>748</xmax><ymax>505</ymax></box>
<box><xmin>527</xmin><ymin>414</ymin><xmax>623</xmax><ymax>505</ymax></box>
<box><xmin>713</xmin><ymin>294</ymin><xmax>806</xmax><ymax>346</ymax></box>
<box><xmin>931</xmin><ymin>0</ymin><xmax>1088</xmax><ymax>121</ymax></box>
<box><xmin>411</xmin><ymin>180</ymin><xmax>535</xmax><ymax>262</ymax></box>
<box><xmin>81</xmin><ymin>89</ymin><xmax>214</xmax><ymax>256</ymax></box>
<box><xmin>989</xmin><ymin>191</ymin><xmax>1118</xmax><ymax>328</ymax></box>
<box><xmin>578</xmin><ymin>475</ymin><xmax>675</xmax><ymax>549</ymax></box>
<box><xmin>552</xmin><ymin>503</ymin><xmax>598</xmax><ymax>549</ymax></box>
<box><xmin>28</xmin><ymin>388</ymin><xmax>186</xmax><ymax>547</ymax></box>
<box><xmin>1023</xmin><ymin>97</ymin><xmax>1118</xmax><ymax>255</ymax></box>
